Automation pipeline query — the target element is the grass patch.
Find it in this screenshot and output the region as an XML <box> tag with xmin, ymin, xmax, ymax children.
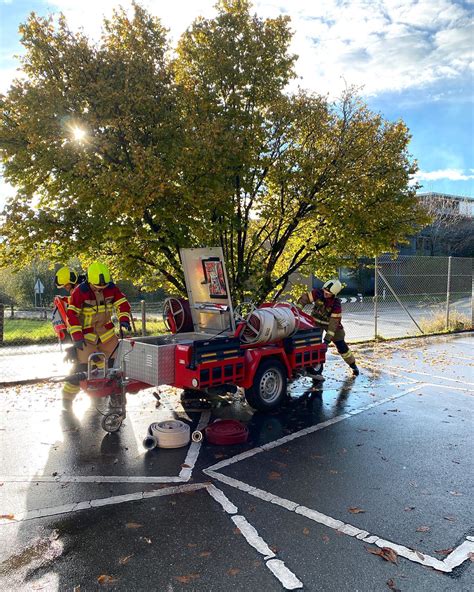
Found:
<box><xmin>419</xmin><ymin>310</ymin><xmax>471</xmax><ymax>334</ymax></box>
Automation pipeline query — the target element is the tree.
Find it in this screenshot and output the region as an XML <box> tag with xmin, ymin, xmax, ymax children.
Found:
<box><xmin>0</xmin><ymin>1</ymin><xmax>428</xmax><ymax>304</ymax></box>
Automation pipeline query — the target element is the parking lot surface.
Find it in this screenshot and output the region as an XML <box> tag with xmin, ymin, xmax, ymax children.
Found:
<box><xmin>0</xmin><ymin>333</ymin><xmax>473</xmax><ymax>591</ymax></box>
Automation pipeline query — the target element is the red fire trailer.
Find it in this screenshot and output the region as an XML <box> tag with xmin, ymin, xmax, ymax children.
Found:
<box><xmin>83</xmin><ymin>248</ymin><xmax>326</xmax><ymax>432</ymax></box>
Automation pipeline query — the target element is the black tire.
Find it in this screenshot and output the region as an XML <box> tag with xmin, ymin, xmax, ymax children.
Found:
<box><xmin>245</xmin><ymin>358</ymin><xmax>287</xmax><ymax>411</ymax></box>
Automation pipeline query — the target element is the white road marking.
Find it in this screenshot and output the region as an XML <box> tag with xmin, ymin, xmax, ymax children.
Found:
<box><xmin>0</xmin><ymin>483</ymin><xmax>209</xmax><ymax>524</ymax></box>
<box><xmin>179</xmin><ymin>410</ymin><xmax>211</xmax><ymax>481</ymax></box>
<box><xmin>421</xmin><ymin>382</ymin><xmax>474</xmax><ymax>392</ymax></box>
<box><xmin>0</xmin><ymin>475</ymin><xmax>186</xmax><ymax>484</ymax></box>
<box><xmin>383</xmin><ymin>364</ymin><xmax>474</xmax><ymax>386</ymax></box>
<box><xmin>205</xmin><ymin>485</ymin><xmax>303</xmax><ymax>590</ymax></box>
<box><xmin>205</xmin><ymin>470</ymin><xmax>473</xmax><ymax>574</ymax></box>
<box><xmin>205</xmin><ymin>385</ymin><xmax>422</xmax><ymax>473</ymax></box>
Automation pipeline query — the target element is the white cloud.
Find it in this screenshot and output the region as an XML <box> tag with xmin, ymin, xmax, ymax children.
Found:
<box><xmin>416</xmin><ymin>168</ymin><xmax>474</xmax><ymax>181</ymax></box>
<box><xmin>2</xmin><ymin>0</ymin><xmax>470</xmax><ymax>97</ymax></box>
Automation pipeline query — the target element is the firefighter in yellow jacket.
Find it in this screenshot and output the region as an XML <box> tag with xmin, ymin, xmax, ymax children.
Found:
<box><xmin>298</xmin><ymin>279</ymin><xmax>359</xmax><ymax>381</ymax></box>
<box><xmin>62</xmin><ymin>262</ymin><xmax>131</xmax><ymax>410</ymax></box>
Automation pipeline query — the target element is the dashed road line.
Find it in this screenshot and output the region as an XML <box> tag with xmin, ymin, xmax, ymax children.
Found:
<box><xmin>205</xmin><ymin>469</ymin><xmax>474</xmax><ymax>574</ymax></box>
<box><xmin>206</xmin><ymin>485</ymin><xmax>303</xmax><ymax>590</ymax></box>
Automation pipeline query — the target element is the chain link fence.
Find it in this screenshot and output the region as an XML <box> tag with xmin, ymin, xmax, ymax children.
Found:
<box><xmin>0</xmin><ymin>255</ymin><xmax>472</xmax><ymax>382</ymax></box>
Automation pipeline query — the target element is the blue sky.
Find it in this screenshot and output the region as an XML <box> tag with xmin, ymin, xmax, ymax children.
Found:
<box><xmin>0</xmin><ymin>0</ymin><xmax>473</xmax><ymax>208</ymax></box>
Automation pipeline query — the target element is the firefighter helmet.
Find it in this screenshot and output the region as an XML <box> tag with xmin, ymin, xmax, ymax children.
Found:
<box><xmin>55</xmin><ymin>266</ymin><xmax>78</xmax><ymax>288</ymax></box>
<box><xmin>322</xmin><ymin>279</ymin><xmax>342</xmax><ymax>296</ymax></box>
<box><xmin>87</xmin><ymin>262</ymin><xmax>111</xmax><ymax>287</ymax></box>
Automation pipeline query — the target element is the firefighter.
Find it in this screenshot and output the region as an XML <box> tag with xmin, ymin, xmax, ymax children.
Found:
<box><xmin>63</xmin><ymin>262</ymin><xmax>132</xmax><ymax>410</ymax></box>
<box><xmin>53</xmin><ymin>266</ymin><xmax>84</xmax><ymax>409</ymax></box>
<box><xmin>298</xmin><ymin>279</ymin><xmax>359</xmax><ymax>380</ymax></box>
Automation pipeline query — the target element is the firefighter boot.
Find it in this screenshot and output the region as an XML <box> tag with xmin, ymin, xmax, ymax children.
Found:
<box><xmin>350</xmin><ymin>363</ymin><xmax>360</xmax><ymax>377</ymax></box>
<box><xmin>306</xmin><ymin>365</ymin><xmax>325</xmax><ymax>382</ymax></box>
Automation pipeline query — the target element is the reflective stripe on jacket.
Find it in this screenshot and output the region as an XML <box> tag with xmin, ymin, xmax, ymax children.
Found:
<box><xmin>307</xmin><ymin>288</ymin><xmax>343</xmax><ymax>338</ymax></box>
<box><xmin>66</xmin><ymin>282</ymin><xmax>131</xmax><ymax>344</ymax></box>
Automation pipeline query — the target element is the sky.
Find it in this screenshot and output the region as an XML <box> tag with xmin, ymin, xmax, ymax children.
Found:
<box><xmin>0</xmin><ymin>0</ymin><xmax>473</xmax><ymax>210</ymax></box>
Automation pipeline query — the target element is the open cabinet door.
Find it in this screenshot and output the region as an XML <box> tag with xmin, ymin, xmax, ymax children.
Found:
<box><xmin>180</xmin><ymin>247</ymin><xmax>235</xmax><ymax>335</ymax></box>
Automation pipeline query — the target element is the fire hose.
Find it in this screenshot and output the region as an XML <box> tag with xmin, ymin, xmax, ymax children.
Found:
<box><xmin>142</xmin><ymin>419</ymin><xmax>192</xmax><ymax>450</ymax></box>
<box><xmin>239</xmin><ymin>303</ymin><xmax>301</xmax><ymax>345</ymax></box>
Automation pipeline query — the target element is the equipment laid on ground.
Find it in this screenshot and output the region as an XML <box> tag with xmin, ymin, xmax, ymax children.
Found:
<box><xmin>205</xmin><ymin>419</ymin><xmax>249</xmax><ymax>445</ymax></box>
<box><xmin>82</xmin><ymin>248</ymin><xmax>326</xmax><ymax>433</ymax></box>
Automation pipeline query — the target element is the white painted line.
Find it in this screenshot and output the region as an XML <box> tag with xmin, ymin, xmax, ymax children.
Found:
<box><xmin>205</xmin><ymin>385</ymin><xmax>422</xmax><ymax>474</ymax></box>
<box><xmin>207</xmin><ymin>471</ymin><xmax>473</xmax><ymax>574</ymax></box>
<box><xmin>420</xmin><ymin>382</ymin><xmax>474</xmax><ymax>393</ymax></box>
<box><xmin>372</xmin><ymin>537</ymin><xmax>450</xmax><ymax>572</ymax></box>
<box><xmin>384</xmin><ymin>364</ymin><xmax>474</xmax><ymax>386</ymax></box>
<box><xmin>443</xmin><ymin>540</ymin><xmax>474</xmax><ymax>569</ymax></box>
<box><xmin>0</xmin><ymin>475</ymin><xmax>185</xmax><ymax>484</ymax></box>
<box><xmin>205</xmin><ymin>485</ymin><xmax>303</xmax><ymax>590</ymax></box>
<box><xmin>0</xmin><ymin>483</ymin><xmax>208</xmax><ymax>524</ymax></box>
<box><xmin>207</xmin><ymin>484</ymin><xmax>238</xmax><ymax>514</ymax></box>
<box><xmin>179</xmin><ymin>410</ymin><xmax>211</xmax><ymax>481</ymax></box>
<box><xmin>266</xmin><ymin>559</ymin><xmax>303</xmax><ymax>590</ymax></box>
<box><xmin>232</xmin><ymin>515</ymin><xmax>276</xmax><ymax>558</ymax></box>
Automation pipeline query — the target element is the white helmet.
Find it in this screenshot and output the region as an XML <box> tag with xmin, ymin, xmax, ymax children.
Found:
<box><xmin>322</xmin><ymin>279</ymin><xmax>342</xmax><ymax>296</ymax></box>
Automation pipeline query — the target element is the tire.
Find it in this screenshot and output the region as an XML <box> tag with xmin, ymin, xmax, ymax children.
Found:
<box><xmin>245</xmin><ymin>358</ymin><xmax>287</xmax><ymax>411</ymax></box>
<box><xmin>101</xmin><ymin>412</ymin><xmax>123</xmax><ymax>433</ymax></box>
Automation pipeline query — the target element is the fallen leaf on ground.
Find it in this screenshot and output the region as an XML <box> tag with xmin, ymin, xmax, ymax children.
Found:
<box><xmin>404</xmin><ymin>506</ymin><xmax>415</xmax><ymax>512</ymax></box>
<box><xmin>348</xmin><ymin>507</ymin><xmax>365</xmax><ymax>514</ymax></box>
<box><xmin>140</xmin><ymin>537</ymin><xmax>152</xmax><ymax>544</ymax></box>
<box><xmin>199</xmin><ymin>551</ymin><xmax>211</xmax><ymax>557</ymax></box>
<box><xmin>181</xmin><ymin>464</ymin><xmax>191</xmax><ymax>468</ymax></box>
<box><xmin>468</xmin><ymin>552</ymin><xmax>474</xmax><ymax>562</ymax></box>
<box><xmin>119</xmin><ymin>555</ymin><xmax>134</xmax><ymax>565</ymax></box>
<box><xmin>435</xmin><ymin>548</ymin><xmax>453</xmax><ymax>556</ymax></box>
<box><xmin>187</xmin><ymin>543</ymin><xmax>197</xmax><ymax>548</ymax></box>
<box><xmin>322</xmin><ymin>535</ymin><xmax>330</xmax><ymax>543</ymax></box>
<box><xmin>233</xmin><ymin>528</ymin><xmax>241</xmax><ymax>535</ymax></box>
<box><xmin>175</xmin><ymin>574</ymin><xmax>200</xmax><ymax>584</ymax></box>
<box><xmin>386</xmin><ymin>578</ymin><xmax>401</xmax><ymax>591</ymax></box>
<box><xmin>415</xmin><ymin>550</ymin><xmax>425</xmax><ymax>560</ymax></box>
<box><xmin>125</xmin><ymin>522</ymin><xmax>143</xmax><ymax>529</ymax></box>
<box><xmin>443</xmin><ymin>515</ymin><xmax>456</xmax><ymax>521</ymax></box>
<box><xmin>268</xmin><ymin>471</ymin><xmax>281</xmax><ymax>480</ymax></box>
<box><xmin>227</xmin><ymin>568</ymin><xmax>240</xmax><ymax>576</ymax></box>
<box><xmin>0</xmin><ymin>514</ymin><xmax>15</xmax><ymax>520</ymax></box>
<box><xmin>366</xmin><ymin>546</ymin><xmax>398</xmax><ymax>564</ymax></box>
<box><xmin>97</xmin><ymin>575</ymin><xmax>118</xmax><ymax>585</ymax></box>
<box><xmin>303</xmin><ymin>528</ymin><xmax>310</xmax><ymax>535</ymax></box>
<box><xmin>416</xmin><ymin>526</ymin><xmax>430</xmax><ymax>532</ymax></box>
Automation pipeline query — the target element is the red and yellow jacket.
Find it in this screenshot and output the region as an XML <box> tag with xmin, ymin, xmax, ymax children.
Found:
<box><xmin>300</xmin><ymin>288</ymin><xmax>343</xmax><ymax>340</ymax></box>
<box><xmin>66</xmin><ymin>282</ymin><xmax>131</xmax><ymax>345</ymax></box>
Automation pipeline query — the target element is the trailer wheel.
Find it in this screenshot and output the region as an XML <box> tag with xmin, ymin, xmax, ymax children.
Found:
<box><xmin>101</xmin><ymin>412</ymin><xmax>123</xmax><ymax>433</ymax></box>
<box><xmin>245</xmin><ymin>358</ymin><xmax>287</xmax><ymax>411</ymax></box>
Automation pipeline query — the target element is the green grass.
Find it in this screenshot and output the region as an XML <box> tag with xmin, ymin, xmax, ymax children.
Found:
<box><xmin>1</xmin><ymin>317</ymin><xmax>168</xmax><ymax>346</ymax></box>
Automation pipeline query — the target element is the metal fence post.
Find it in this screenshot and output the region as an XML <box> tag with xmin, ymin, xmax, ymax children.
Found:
<box><xmin>141</xmin><ymin>300</ymin><xmax>146</xmax><ymax>336</ymax></box>
<box><xmin>374</xmin><ymin>256</ymin><xmax>378</xmax><ymax>340</ymax></box>
<box><xmin>0</xmin><ymin>303</ymin><xmax>4</xmax><ymax>344</ymax></box>
<box><xmin>445</xmin><ymin>256</ymin><xmax>452</xmax><ymax>330</ymax></box>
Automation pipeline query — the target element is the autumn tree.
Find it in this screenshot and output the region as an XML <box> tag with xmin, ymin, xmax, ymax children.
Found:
<box><xmin>0</xmin><ymin>0</ymin><xmax>428</xmax><ymax>303</ymax></box>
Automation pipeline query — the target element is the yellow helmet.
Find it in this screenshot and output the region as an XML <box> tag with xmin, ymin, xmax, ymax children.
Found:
<box><xmin>322</xmin><ymin>279</ymin><xmax>342</xmax><ymax>296</ymax></box>
<box><xmin>87</xmin><ymin>262</ymin><xmax>111</xmax><ymax>287</ymax></box>
<box><xmin>55</xmin><ymin>266</ymin><xmax>78</xmax><ymax>288</ymax></box>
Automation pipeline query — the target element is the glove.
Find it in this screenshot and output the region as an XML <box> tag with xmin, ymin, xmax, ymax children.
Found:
<box><xmin>74</xmin><ymin>338</ymin><xmax>86</xmax><ymax>351</ymax></box>
<box><xmin>323</xmin><ymin>337</ymin><xmax>331</xmax><ymax>345</ymax></box>
<box><xmin>63</xmin><ymin>346</ymin><xmax>77</xmax><ymax>363</ymax></box>
<box><xmin>120</xmin><ymin>320</ymin><xmax>131</xmax><ymax>332</ymax></box>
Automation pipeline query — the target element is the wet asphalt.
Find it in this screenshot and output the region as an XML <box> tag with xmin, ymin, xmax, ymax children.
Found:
<box><xmin>0</xmin><ymin>333</ymin><xmax>473</xmax><ymax>591</ymax></box>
